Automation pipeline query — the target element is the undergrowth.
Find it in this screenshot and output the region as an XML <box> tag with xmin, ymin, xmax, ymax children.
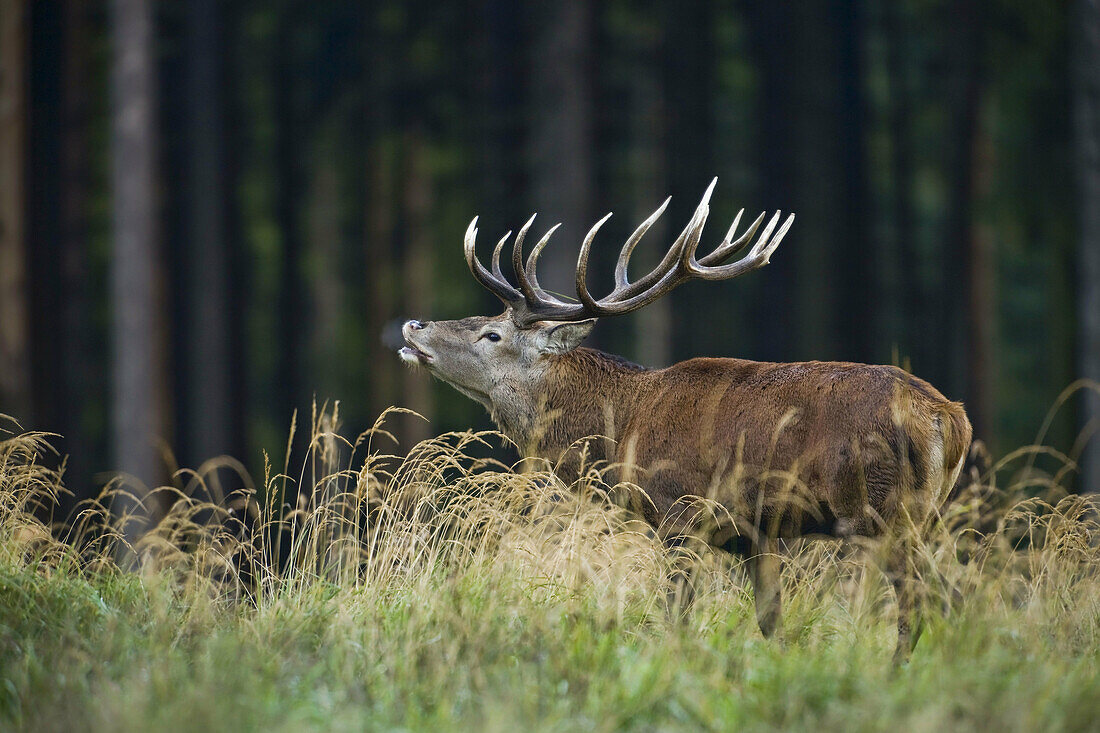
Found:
<box><xmin>0</xmin><ymin>402</ymin><xmax>1098</xmax><ymax>732</ymax></box>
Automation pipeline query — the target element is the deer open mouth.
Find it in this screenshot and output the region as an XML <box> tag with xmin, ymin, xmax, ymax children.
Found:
<box><xmin>399</xmin><ymin>342</ymin><xmax>433</xmax><ymax>365</ymax></box>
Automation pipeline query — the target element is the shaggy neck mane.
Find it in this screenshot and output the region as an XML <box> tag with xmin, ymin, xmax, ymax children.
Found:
<box><xmin>556</xmin><ymin>347</ymin><xmax>649</xmax><ymax>376</ymax></box>
<box><xmin>496</xmin><ymin>347</ymin><xmax>650</xmax><ymax>466</ymax></box>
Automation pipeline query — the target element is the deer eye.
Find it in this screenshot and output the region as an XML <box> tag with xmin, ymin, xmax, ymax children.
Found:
<box><xmin>482</xmin><ymin>332</ymin><xmax>501</xmax><ymax>343</ymax></box>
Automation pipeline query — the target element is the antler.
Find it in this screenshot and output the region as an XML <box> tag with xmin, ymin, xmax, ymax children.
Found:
<box><xmin>464</xmin><ymin>177</ymin><xmax>795</xmax><ymax>327</ymax></box>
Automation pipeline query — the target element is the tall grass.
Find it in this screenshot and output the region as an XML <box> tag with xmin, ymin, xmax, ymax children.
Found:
<box><xmin>0</xmin><ymin>403</ymin><xmax>1098</xmax><ymax>732</ymax></box>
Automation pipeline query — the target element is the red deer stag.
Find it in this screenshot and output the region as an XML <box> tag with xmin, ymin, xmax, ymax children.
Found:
<box><xmin>398</xmin><ymin>179</ymin><xmax>971</xmax><ymax>661</ymax></box>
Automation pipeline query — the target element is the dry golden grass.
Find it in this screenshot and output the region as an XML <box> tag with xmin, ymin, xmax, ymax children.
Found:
<box><xmin>0</xmin><ymin>399</ymin><xmax>1098</xmax><ymax>732</ymax></box>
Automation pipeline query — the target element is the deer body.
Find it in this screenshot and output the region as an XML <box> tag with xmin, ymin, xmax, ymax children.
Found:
<box><xmin>533</xmin><ymin>349</ymin><xmax>968</xmax><ymax>539</ymax></box>
<box><xmin>398</xmin><ymin>180</ymin><xmax>972</xmax><ymax>661</ymax></box>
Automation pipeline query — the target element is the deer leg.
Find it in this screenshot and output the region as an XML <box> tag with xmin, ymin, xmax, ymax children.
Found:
<box><xmin>665</xmin><ymin>537</ymin><xmax>696</xmax><ymax>619</ymax></box>
<box><xmin>749</xmin><ymin>536</ymin><xmax>782</xmax><ymax>638</ymax></box>
<box><xmin>884</xmin><ymin>533</ymin><xmax>918</xmax><ymax>665</ymax></box>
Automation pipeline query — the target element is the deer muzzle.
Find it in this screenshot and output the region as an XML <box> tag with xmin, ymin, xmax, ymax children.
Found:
<box><xmin>399</xmin><ymin>320</ymin><xmax>434</xmax><ymax>365</ymax></box>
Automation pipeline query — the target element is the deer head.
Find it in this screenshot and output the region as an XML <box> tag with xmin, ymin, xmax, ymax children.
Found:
<box><xmin>398</xmin><ymin>178</ymin><xmax>794</xmax><ymax>415</ymax></box>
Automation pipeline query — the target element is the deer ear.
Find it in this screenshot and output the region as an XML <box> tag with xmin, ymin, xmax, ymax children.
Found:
<box><xmin>538</xmin><ymin>320</ymin><xmax>596</xmax><ymax>354</ymax></box>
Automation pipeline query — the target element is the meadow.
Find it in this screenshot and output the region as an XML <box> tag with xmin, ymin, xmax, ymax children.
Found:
<box><xmin>1</xmin><ymin>403</ymin><xmax>1098</xmax><ymax>732</ymax></box>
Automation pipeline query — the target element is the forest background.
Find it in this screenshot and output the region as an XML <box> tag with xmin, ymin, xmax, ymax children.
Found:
<box><xmin>1</xmin><ymin>0</ymin><xmax>1097</xmax><ymax>507</ymax></box>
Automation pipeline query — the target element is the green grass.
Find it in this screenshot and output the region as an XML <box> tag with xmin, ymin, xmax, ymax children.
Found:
<box><xmin>0</xmin><ymin>407</ymin><xmax>1098</xmax><ymax>732</ymax></box>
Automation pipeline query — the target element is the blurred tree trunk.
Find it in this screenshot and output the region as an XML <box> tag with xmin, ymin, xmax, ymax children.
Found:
<box><xmin>20</xmin><ymin>0</ymin><xmax>96</xmax><ymax>495</ymax></box>
<box><xmin>275</xmin><ymin>11</ymin><xmax>306</xmax><ymax>440</ymax></box>
<box><xmin>884</xmin><ymin>0</ymin><xmax>921</xmax><ymax>367</ymax></box>
<box><xmin>59</xmin><ymin>0</ymin><xmax>94</xmax><ymax>491</ymax></box>
<box><xmin>527</xmin><ymin>0</ymin><xmax>595</xmax><ymax>298</ymax></box>
<box><xmin>109</xmin><ymin>0</ymin><xmax>169</xmax><ymax>527</ymax></box>
<box><xmin>1074</xmin><ymin>0</ymin><xmax>1100</xmax><ymax>492</ymax></box>
<box><xmin>966</xmin><ymin>128</ymin><xmax>996</xmax><ymax>448</ymax></box>
<box><xmin>183</xmin><ymin>0</ymin><xmax>238</xmax><ymax>468</ymax></box>
<box><xmin>477</xmin><ymin>0</ymin><xmax>524</xmax><ymax>293</ymax></box>
<box><xmin>364</xmin><ymin>142</ymin><xmax>398</xmax><ymax>425</ymax></box>
<box><xmin>792</xmin><ymin>4</ymin><xmax>843</xmax><ymax>362</ymax></box>
<box><xmin>223</xmin><ymin>3</ymin><xmax>246</xmax><ymax>470</ymax></box>
<box><xmin>664</xmin><ymin>0</ymin><xmax>714</xmax><ymax>358</ymax></box>
<box><xmin>632</xmin><ymin>12</ymin><xmax>671</xmax><ymax>368</ymax></box>
<box><xmin>397</xmin><ymin>131</ymin><xmax>434</xmax><ymax>448</ymax></box>
<box><xmin>307</xmin><ymin>134</ymin><xmax>343</xmax><ymax>395</ymax></box>
<box><xmin>362</xmin><ymin>7</ymin><xmax>399</xmax><ymax>429</ymax></box>
<box><xmin>27</xmin><ymin>2</ymin><xmax>63</xmax><ymax>445</ymax></box>
<box><xmin>943</xmin><ymin>0</ymin><xmax>994</xmax><ymax>443</ymax></box>
<box><xmin>835</xmin><ymin>0</ymin><xmax>873</xmax><ymax>362</ymax></box>
<box><xmin>743</xmin><ymin>2</ymin><xmax>797</xmax><ymax>361</ymax></box>
<box><xmin>0</xmin><ymin>0</ymin><xmax>30</xmax><ymax>421</ymax></box>
<box><xmin>746</xmin><ymin>2</ymin><xmax>842</xmax><ymax>362</ymax></box>
<box><xmin>480</xmin><ymin>0</ymin><xmax>523</xmax><ymax>220</ymax></box>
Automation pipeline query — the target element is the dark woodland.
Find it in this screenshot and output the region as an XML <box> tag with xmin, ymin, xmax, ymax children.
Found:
<box><xmin>0</xmin><ymin>0</ymin><xmax>1097</xmax><ymax>505</ymax></box>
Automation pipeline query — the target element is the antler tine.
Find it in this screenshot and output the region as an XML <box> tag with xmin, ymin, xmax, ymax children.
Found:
<box><xmin>466</xmin><ymin>215</ymin><xmax>587</xmax><ymax>326</ymax></box>
<box><xmin>612</xmin><ymin>196</ymin><xmax>671</xmax><ymax>292</ymax></box>
<box><xmin>676</xmin><ymin>189</ymin><xmax>714</xmax><ymax>272</ymax></box>
<box><xmin>491</xmin><ymin>229</ymin><xmax>513</xmax><ymax>284</ymax></box>
<box><xmin>724</xmin><ymin>208</ymin><xmax>746</xmax><ymax>247</ymax></box>
<box><xmin>697</xmin><ymin>209</ymin><xmax>765</xmax><ymax>267</ymax></box>
<box><xmin>511</xmin><ymin>214</ymin><xmax>540</xmax><ymax>302</ymax></box>
<box><xmin>525</xmin><ymin>223</ymin><xmax>568</xmax><ymax>301</ymax></box>
<box><xmin>510</xmin><ymin>213</ymin><xmax>587</xmax><ymax>312</ymax></box>
<box><xmin>575</xmin><ymin>194</ymin><xmax>708</xmax><ymax>316</ymax></box>
<box><xmin>684</xmin><ymin>210</ymin><xmax>795</xmax><ymax>280</ymax></box>
<box><xmin>583</xmin><ymin>262</ymin><xmax>688</xmax><ymax>316</ymax></box>
<box><xmin>610</xmin><ymin>212</ymin><xmax>693</xmax><ymax>301</ymax></box>
<box><xmin>756</xmin><ymin>211</ymin><xmax>796</xmax><ymax>263</ymax></box>
<box><xmin>752</xmin><ymin>211</ymin><xmax>783</xmax><ymax>255</ymax></box>
<box><xmin>464</xmin><ymin>217</ymin><xmax>524</xmax><ymax>305</ymax></box>
<box><xmin>606</xmin><ymin>178</ymin><xmax>714</xmax><ymax>303</ymax></box>
<box><xmin>575</xmin><ymin>212</ymin><xmax>615</xmax><ymax>311</ymax></box>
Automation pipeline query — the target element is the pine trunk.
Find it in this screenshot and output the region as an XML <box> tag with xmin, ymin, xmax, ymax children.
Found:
<box><xmin>527</xmin><ymin>0</ymin><xmax>594</xmax><ymax>298</ymax></box>
<box><xmin>0</xmin><ymin>0</ymin><xmax>30</xmax><ymax>422</ymax></box>
<box><xmin>109</xmin><ymin>0</ymin><xmax>169</xmax><ymax>535</ymax></box>
<box><xmin>398</xmin><ymin>131</ymin><xmax>434</xmax><ymax>448</ymax></box>
<box><xmin>184</xmin><ymin>0</ymin><xmax>236</xmax><ymax>467</ymax></box>
<box><xmin>1074</xmin><ymin>0</ymin><xmax>1100</xmax><ymax>492</ymax></box>
<box><xmin>59</xmin><ymin>0</ymin><xmax>94</xmax><ymax>492</ymax></box>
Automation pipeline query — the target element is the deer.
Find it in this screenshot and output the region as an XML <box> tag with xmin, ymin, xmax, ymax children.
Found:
<box><xmin>397</xmin><ymin>179</ymin><xmax>971</xmax><ymax>661</ymax></box>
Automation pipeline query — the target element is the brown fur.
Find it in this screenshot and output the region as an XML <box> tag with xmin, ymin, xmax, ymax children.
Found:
<box><xmin>533</xmin><ymin>350</ymin><xmax>971</xmax><ymax>543</ymax></box>
<box><xmin>400</xmin><ymin>315</ymin><xmax>972</xmax><ymax>660</ymax></box>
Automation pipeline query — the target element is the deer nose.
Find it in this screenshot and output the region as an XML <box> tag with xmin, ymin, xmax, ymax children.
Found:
<box><xmin>407</xmin><ymin>319</ymin><xmax>426</xmax><ymax>331</ymax></box>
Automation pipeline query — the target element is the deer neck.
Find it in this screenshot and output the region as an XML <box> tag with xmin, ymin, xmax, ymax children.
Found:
<box><xmin>488</xmin><ymin>347</ymin><xmax>650</xmax><ymax>465</ymax></box>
